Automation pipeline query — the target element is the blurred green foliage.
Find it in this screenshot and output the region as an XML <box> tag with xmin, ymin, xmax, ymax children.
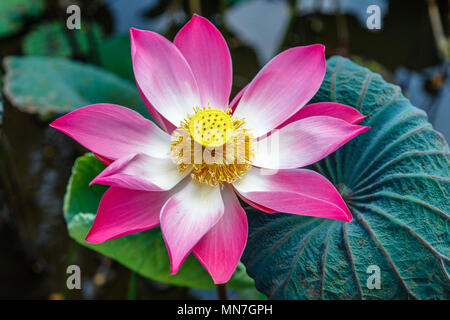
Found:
<box><xmin>0</xmin><ymin>0</ymin><xmax>44</xmax><ymax>38</ymax></box>
<box><xmin>23</xmin><ymin>22</ymin><xmax>103</xmax><ymax>59</ymax></box>
<box><xmin>98</xmin><ymin>35</ymin><xmax>135</xmax><ymax>82</ymax></box>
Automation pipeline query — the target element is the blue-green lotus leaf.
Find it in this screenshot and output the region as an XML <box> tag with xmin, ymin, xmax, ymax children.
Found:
<box><xmin>3</xmin><ymin>56</ymin><xmax>147</xmax><ymax>117</ymax></box>
<box><xmin>242</xmin><ymin>56</ymin><xmax>450</xmax><ymax>299</ymax></box>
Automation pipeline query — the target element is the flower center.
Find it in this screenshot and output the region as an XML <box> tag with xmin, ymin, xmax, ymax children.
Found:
<box><xmin>171</xmin><ymin>107</ymin><xmax>254</xmax><ymax>186</ymax></box>
<box><xmin>189</xmin><ymin>109</ymin><xmax>234</xmax><ymax>147</ymax></box>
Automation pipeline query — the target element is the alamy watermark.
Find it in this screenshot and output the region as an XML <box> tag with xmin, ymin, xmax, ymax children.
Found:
<box><xmin>66</xmin><ymin>5</ymin><xmax>81</xmax><ymax>30</ymax></box>
<box><xmin>366</xmin><ymin>5</ymin><xmax>382</xmax><ymax>30</ymax></box>
<box><xmin>366</xmin><ymin>265</ymin><xmax>381</xmax><ymax>290</ymax></box>
<box><xmin>66</xmin><ymin>265</ymin><xmax>81</xmax><ymax>289</ymax></box>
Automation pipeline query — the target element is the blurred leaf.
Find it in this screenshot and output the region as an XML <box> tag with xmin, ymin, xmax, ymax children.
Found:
<box><xmin>3</xmin><ymin>56</ymin><xmax>148</xmax><ymax>117</ymax></box>
<box><xmin>22</xmin><ymin>22</ymin><xmax>103</xmax><ymax>59</ymax></box>
<box><xmin>98</xmin><ymin>35</ymin><xmax>134</xmax><ymax>82</ymax></box>
<box><xmin>242</xmin><ymin>56</ymin><xmax>450</xmax><ymax>299</ymax></box>
<box><xmin>63</xmin><ymin>153</ymin><xmax>256</xmax><ymax>290</ymax></box>
<box><xmin>0</xmin><ymin>0</ymin><xmax>44</xmax><ymax>38</ymax></box>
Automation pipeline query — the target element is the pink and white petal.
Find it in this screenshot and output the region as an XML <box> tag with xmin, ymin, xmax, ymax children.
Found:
<box><xmin>277</xmin><ymin>102</ymin><xmax>366</xmax><ymax>129</ymax></box>
<box><xmin>160</xmin><ymin>180</ymin><xmax>224</xmax><ymax>274</ymax></box>
<box><xmin>90</xmin><ymin>153</ymin><xmax>188</xmax><ymax>191</ymax></box>
<box><xmin>233</xmin><ymin>45</ymin><xmax>326</xmax><ymax>137</ymax></box>
<box><xmin>130</xmin><ymin>28</ymin><xmax>201</xmax><ymax>127</ymax></box>
<box><xmin>254</xmin><ymin>116</ymin><xmax>370</xmax><ymax>169</ymax></box>
<box><xmin>137</xmin><ymin>84</ymin><xmax>176</xmax><ymax>134</ymax></box>
<box><xmin>233</xmin><ymin>168</ymin><xmax>352</xmax><ymax>221</ymax></box>
<box><xmin>229</xmin><ymin>84</ymin><xmax>248</xmax><ymax>112</ymax></box>
<box><xmin>94</xmin><ymin>153</ymin><xmax>113</xmax><ymax>165</ymax></box>
<box><xmin>85</xmin><ymin>187</ymin><xmax>171</xmax><ymax>243</ymax></box>
<box><xmin>174</xmin><ymin>15</ymin><xmax>232</xmax><ymax>110</ymax></box>
<box><xmin>235</xmin><ymin>191</ymin><xmax>277</xmax><ymax>214</ymax></box>
<box><xmin>192</xmin><ymin>186</ymin><xmax>248</xmax><ymax>284</ymax></box>
<box><xmin>50</xmin><ymin>104</ymin><xmax>172</xmax><ymax>161</ymax></box>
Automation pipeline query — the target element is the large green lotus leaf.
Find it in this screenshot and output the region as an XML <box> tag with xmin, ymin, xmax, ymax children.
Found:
<box><xmin>64</xmin><ymin>153</ymin><xmax>255</xmax><ymax>290</ymax></box>
<box><xmin>22</xmin><ymin>22</ymin><xmax>103</xmax><ymax>59</ymax></box>
<box><xmin>3</xmin><ymin>56</ymin><xmax>148</xmax><ymax>117</ymax></box>
<box><xmin>0</xmin><ymin>0</ymin><xmax>44</xmax><ymax>38</ymax></box>
<box><xmin>242</xmin><ymin>56</ymin><xmax>450</xmax><ymax>299</ymax></box>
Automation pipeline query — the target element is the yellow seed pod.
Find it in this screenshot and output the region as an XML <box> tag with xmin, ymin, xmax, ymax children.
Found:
<box><xmin>188</xmin><ymin>109</ymin><xmax>234</xmax><ymax>147</ymax></box>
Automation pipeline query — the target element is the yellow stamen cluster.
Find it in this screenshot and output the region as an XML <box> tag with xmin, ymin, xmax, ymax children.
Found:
<box><xmin>171</xmin><ymin>107</ymin><xmax>254</xmax><ymax>186</ymax></box>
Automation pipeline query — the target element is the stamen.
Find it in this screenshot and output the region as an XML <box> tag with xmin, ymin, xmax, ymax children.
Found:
<box><xmin>171</xmin><ymin>107</ymin><xmax>254</xmax><ymax>186</ymax></box>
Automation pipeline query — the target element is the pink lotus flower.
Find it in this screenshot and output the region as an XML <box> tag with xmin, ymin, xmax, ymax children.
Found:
<box><xmin>51</xmin><ymin>15</ymin><xmax>369</xmax><ymax>284</ymax></box>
